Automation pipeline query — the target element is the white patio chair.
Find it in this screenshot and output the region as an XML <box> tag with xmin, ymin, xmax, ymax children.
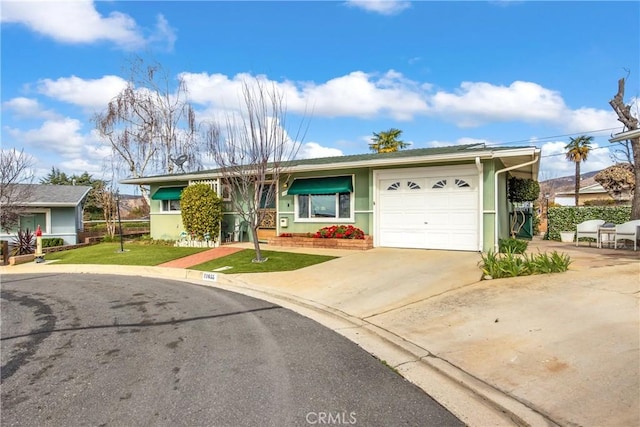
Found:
<box><xmin>614</xmin><ymin>219</ymin><xmax>640</xmax><ymax>251</ymax></box>
<box><xmin>576</xmin><ymin>219</ymin><xmax>605</xmax><ymax>247</ymax></box>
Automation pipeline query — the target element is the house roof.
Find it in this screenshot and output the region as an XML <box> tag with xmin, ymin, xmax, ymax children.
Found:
<box><xmin>120</xmin><ymin>144</ymin><xmax>540</xmax><ymax>185</ymax></box>
<box><xmin>3</xmin><ymin>184</ymin><xmax>92</xmax><ymax>207</ymax></box>
<box><xmin>555</xmin><ymin>183</ymin><xmax>609</xmax><ymax>197</ymax></box>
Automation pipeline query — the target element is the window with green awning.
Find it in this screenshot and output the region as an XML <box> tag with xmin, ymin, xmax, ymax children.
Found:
<box><xmin>151</xmin><ymin>187</ymin><xmax>185</xmax><ymax>200</ymax></box>
<box><xmin>287</xmin><ymin>176</ymin><xmax>353</xmax><ymax>195</ymax></box>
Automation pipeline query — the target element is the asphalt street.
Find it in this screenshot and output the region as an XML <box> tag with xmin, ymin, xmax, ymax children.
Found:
<box><xmin>1</xmin><ymin>273</ymin><xmax>463</xmax><ymax>427</ymax></box>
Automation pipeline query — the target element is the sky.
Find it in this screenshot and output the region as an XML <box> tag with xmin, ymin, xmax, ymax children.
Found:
<box><xmin>2</xmin><ymin>0</ymin><xmax>639</xmax><ymax>193</ymax></box>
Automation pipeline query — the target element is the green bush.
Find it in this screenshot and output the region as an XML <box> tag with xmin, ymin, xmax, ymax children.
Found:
<box><xmin>180</xmin><ymin>184</ymin><xmax>223</xmax><ymax>241</ymax></box>
<box><xmin>479</xmin><ymin>249</ymin><xmax>571</xmax><ymax>279</ymax></box>
<box><xmin>499</xmin><ymin>238</ymin><xmax>528</xmax><ymax>254</ymax></box>
<box><xmin>42</xmin><ymin>237</ymin><xmax>64</xmax><ymax>248</ymax></box>
<box><xmin>547</xmin><ymin>206</ymin><xmax>631</xmax><ymax>241</ymax></box>
<box><xmin>508</xmin><ymin>177</ymin><xmax>540</xmax><ymax>202</ymax></box>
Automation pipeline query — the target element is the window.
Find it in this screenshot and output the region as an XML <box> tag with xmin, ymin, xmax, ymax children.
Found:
<box><xmin>260</xmin><ymin>183</ymin><xmax>276</xmax><ymax>209</ymax></box>
<box><xmin>18</xmin><ymin>212</ymin><xmax>48</xmax><ymax>233</ymax></box>
<box><xmin>152</xmin><ymin>187</ymin><xmax>185</xmax><ymax>212</ymax></box>
<box><xmin>297</xmin><ymin>193</ymin><xmax>351</xmax><ymax>219</ymax></box>
<box><xmin>432</xmin><ymin>179</ymin><xmax>447</xmax><ymax>189</ymax></box>
<box><xmin>289</xmin><ymin>176</ymin><xmax>354</xmax><ymax>222</ymax></box>
<box><xmin>387</xmin><ymin>182</ymin><xmax>401</xmax><ymax>191</ymax></box>
<box><xmin>161</xmin><ymin>199</ymin><xmax>181</xmax><ymax>212</ymax></box>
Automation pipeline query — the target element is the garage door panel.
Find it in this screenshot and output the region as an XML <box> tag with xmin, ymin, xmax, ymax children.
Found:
<box><xmin>380</xmin><ymin>212</ymin><xmax>425</xmax><ymax>228</ymax></box>
<box><xmin>379</xmin><ymin>231</ymin><xmax>426</xmax><ymax>248</ymax></box>
<box><xmin>377</xmin><ymin>167</ymin><xmax>479</xmax><ymax>251</ymax></box>
<box><xmin>450</xmin><ymin>195</ymin><xmax>477</xmax><ymax>210</ymax></box>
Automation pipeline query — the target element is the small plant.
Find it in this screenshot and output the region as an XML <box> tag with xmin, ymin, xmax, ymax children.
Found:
<box><xmin>498</xmin><ymin>238</ymin><xmax>528</xmax><ymax>254</ymax></box>
<box><xmin>313</xmin><ymin>225</ymin><xmax>365</xmax><ymax>239</ymax></box>
<box><xmin>479</xmin><ymin>249</ymin><xmax>572</xmax><ymax>279</ymax></box>
<box><xmin>11</xmin><ymin>229</ymin><xmax>35</xmax><ymax>256</ymax></box>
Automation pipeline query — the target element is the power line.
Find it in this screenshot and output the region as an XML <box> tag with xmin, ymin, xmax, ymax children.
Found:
<box><xmin>484</xmin><ymin>127</ymin><xmax>622</xmax><ymax>147</ymax></box>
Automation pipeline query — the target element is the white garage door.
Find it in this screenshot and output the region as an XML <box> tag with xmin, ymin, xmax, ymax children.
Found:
<box><xmin>376</xmin><ymin>166</ymin><xmax>479</xmax><ymax>251</ymax></box>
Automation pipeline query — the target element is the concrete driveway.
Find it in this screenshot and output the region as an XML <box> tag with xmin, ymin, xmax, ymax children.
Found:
<box><xmin>226</xmin><ymin>243</ymin><xmax>639</xmax><ymax>426</ymax></box>
<box><xmin>3</xmin><ymin>239</ymin><xmax>639</xmax><ymax>426</ymax></box>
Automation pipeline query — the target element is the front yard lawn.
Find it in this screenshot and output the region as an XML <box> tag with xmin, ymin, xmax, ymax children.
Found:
<box><xmin>45</xmin><ymin>243</ymin><xmax>208</xmax><ymax>266</ymax></box>
<box><xmin>190</xmin><ymin>249</ymin><xmax>336</xmax><ymax>274</ymax></box>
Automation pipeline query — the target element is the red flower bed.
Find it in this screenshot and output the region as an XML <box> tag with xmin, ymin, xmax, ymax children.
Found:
<box><xmin>313</xmin><ymin>225</ymin><xmax>365</xmax><ymax>240</ymax></box>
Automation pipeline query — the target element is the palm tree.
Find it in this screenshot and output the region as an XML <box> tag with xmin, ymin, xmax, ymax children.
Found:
<box><xmin>369</xmin><ymin>128</ymin><xmax>409</xmax><ymax>153</ymax></box>
<box><xmin>565</xmin><ymin>135</ymin><xmax>593</xmax><ymax>206</ymax></box>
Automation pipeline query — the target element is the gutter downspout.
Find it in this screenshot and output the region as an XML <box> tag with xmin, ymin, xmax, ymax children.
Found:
<box><xmin>494</xmin><ymin>155</ymin><xmax>539</xmax><ymax>252</ymax></box>
<box><xmin>475</xmin><ymin>157</ymin><xmax>483</xmax><ymax>252</ymax></box>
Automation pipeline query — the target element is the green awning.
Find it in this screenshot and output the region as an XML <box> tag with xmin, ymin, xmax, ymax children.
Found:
<box><xmin>151</xmin><ymin>187</ymin><xmax>184</xmax><ymax>200</ymax></box>
<box><xmin>287</xmin><ymin>176</ymin><xmax>353</xmax><ymax>195</ymax></box>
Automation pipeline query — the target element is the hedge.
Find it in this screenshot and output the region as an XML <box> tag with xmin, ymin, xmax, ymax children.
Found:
<box><xmin>547</xmin><ymin>206</ymin><xmax>631</xmax><ymax>241</ymax></box>
<box><xmin>42</xmin><ymin>237</ymin><xmax>65</xmax><ymax>248</ymax></box>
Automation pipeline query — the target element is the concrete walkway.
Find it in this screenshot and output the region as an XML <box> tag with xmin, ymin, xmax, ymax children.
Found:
<box><xmin>2</xmin><ymin>238</ymin><xmax>639</xmax><ymax>426</ymax></box>
<box><xmin>157</xmin><ymin>246</ymin><xmax>244</xmax><ymax>268</ymax></box>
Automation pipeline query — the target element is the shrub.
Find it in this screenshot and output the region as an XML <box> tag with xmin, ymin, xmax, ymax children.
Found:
<box><xmin>313</xmin><ymin>225</ymin><xmax>365</xmax><ymax>239</ymax></box>
<box><xmin>547</xmin><ymin>206</ymin><xmax>631</xmax><ymax>241</ymax></box>
<box><xmin>42</xmin><ymin>237</ymin><xmax>65</xmax><ymax>248</ymax></box>
<box><xmin>508</xmin><ymin>177</ymin><xmax>540</xmax><ymax>202</ymax></box>
<box><xmin>498</xmin><ymin>238</ymin><xmax>528</xmax><ymax>254</ymax></box>
<box><xmin>180</xmin><ymin>184</ymin><xmax>223</xmax><ymax>241</ymax></box>
<box><xmin>132</xmin><ymin>236</ymin><xmax>174</xmax><ymax>246</ymax></box>
<box><xmin>11</xmin><ymin>229</ymin><xmax>35</xmax><ymax>256</ymax></box>
<box><xmin>479</xmin><ymin>250</ymin><xmax>571</xmax><ymax>279</ymax></box>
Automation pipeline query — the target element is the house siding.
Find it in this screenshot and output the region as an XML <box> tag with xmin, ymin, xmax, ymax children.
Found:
<box><xmin>138</xmin><ymin>151</ymin><xmax>537</xmax><ymax>251</ymax></box>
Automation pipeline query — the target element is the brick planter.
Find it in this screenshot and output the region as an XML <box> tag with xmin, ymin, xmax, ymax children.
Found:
<box><xmin>267</xmin><ymin>235</ymin><xmax>373</xmax><ymax>250</ymax></box>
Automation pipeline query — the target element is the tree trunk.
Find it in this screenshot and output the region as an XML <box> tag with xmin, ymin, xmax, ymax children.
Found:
<box><xmin>250</xmin><ymin>226</ymin><xmax>265</xmax><ymax>262</ymax></box>
<box><xmin>632</xmin><ymin>137</ymin><xmax>640</xmax><ymax>219</ymax></box>
<box><xmin>609</xmin><ymin>78</ymin><xmax>639</xmax><ymax>219</ymax></box>
<box><xmin>575</xmin><ymin>162</ymin><xmax>581</xmax><ymax>206</ymax></box>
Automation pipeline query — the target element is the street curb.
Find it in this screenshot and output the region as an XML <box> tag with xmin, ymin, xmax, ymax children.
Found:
<box><xmin>2</xmin><ymin>263</ymin><xmax>559</xmax><ymax>426</ymax></box>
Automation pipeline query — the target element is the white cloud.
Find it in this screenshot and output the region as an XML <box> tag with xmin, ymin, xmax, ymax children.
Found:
<box><xmin>539</xmin><ymin>141</ymin><xmax>614</xmax><ymax>180</ymax></box>
<box><xmin>429</xmin><ymin>81</ymin><xmax>568</xmax><ymax>127</ymax></box>
<box><xmin>2</xmin><ymin>97</ymin><xmax>59</xmax><ymax>119</ymax></box>
<box><xmin>6</xmin><ymin>118</ymin><xmax>89</xmax><ymax>157</ymax></box>
<box><xmin>298</xmin><ymin>142</ymin><xmax>344</xmax><ymax>159</ymax></box>
<box><xmin>36</xmin><ymin>75</ymin><xmax>128</xmax><ymax>110</ymax></box>
<box><xmin>1</xmin><ymin>1</ymin><xmax>174</xmax><ymax>50</ymax></box>
<box><xmin>345</xmin><ymin>0</ymin><xmax>411</xmax><ymax>15</ymax></box>
<box><xmin>181</xmin><ymin>70</ymin><xmax>429</xmax><ymax>121</ymax></box>
<box><xmin>564</xmin><ymin>107</ymin><xmax>620</xmax><ymax>134</ymax></box>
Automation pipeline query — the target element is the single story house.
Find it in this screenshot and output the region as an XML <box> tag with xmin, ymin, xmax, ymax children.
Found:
<box><xmin>554</xmin><ymin>183</ymin><xmax>615</xmax><ymax>206</ymax></box>
<box><xmin>121</xmin><ymin>144</ymin><xmax>540</xmax><ymax>252</ymax></box>
<box><xmin>0</xmin><ymin>184</ymin><xmax>92</xmax><ymax>245</ymax></box>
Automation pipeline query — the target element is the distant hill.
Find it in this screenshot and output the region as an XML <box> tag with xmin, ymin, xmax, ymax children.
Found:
<box><xmin>118</xmin><ymin>195</ymin><xmax>148</xmax><ymax>219</ymax></box>
<box><xmin>540</xmin><ymin>170</ymin><xmax>600</xmax><ymax>198</ymax></box>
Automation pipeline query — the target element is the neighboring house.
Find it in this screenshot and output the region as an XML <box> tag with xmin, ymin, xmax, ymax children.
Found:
<box><xmin>0</xmin><ymin>184</ymin><xmax>92</xmax><ymax>245</ymax></box>
<box><xmin>554</xmin><ymin>183</ymin><xmax>615</xmax><ymax>206</ymax></box>
<box><xmin>120</xmin><ymin>144</ymin><xmax>540</xmax><ymax>252</ymax></box>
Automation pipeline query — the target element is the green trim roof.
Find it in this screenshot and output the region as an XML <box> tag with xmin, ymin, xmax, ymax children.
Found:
<box><xmin>121</xmin><ymin>144</ymin><xmax>538</xmax><ymax>184</ymax></box>
<box><xmin>287</xmin><ymin>176</ymin><xmax>353</xmax><ymax>195</ymax></box>
<box><xmin>151</xmin><ymin>187</ymin><xmax>184</xmax><ymax>200</ymax></box>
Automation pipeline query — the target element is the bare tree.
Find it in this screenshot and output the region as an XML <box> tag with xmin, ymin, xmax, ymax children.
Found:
<box><xmin>609</xmin><ymin>77</ymin><xmax>640</xmax><ymax>219</ymax></box>
<box><xmin>94</xmin><ymin>56</ymin><xmax>203</xmax><ymax>201</ymax></box>
<box><xmin>206</xmin><ymin>78</ymin><xmax>308</xmax><ymax>262</ymax></box>
<box><xmin>0</xmin><ymin>149</ymin><xmax>35</xmax><ymax>233</ymax></box>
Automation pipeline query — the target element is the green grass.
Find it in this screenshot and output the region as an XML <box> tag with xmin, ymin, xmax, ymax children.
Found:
<box><xmin>45</xmin><ymin>242</ymin><xmax>208</xmax><ymax>266</ymax></box>
<box><xmin>190</xmin><ymin>249</ymin><xmax>336</xmax><ymax>274</ymax></box>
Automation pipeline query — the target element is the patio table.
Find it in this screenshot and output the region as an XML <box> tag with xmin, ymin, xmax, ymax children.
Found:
<box><xmin>597</xmin><ymin>226</ymin><xmax>616</xmax><ymax>248</ymax></box>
